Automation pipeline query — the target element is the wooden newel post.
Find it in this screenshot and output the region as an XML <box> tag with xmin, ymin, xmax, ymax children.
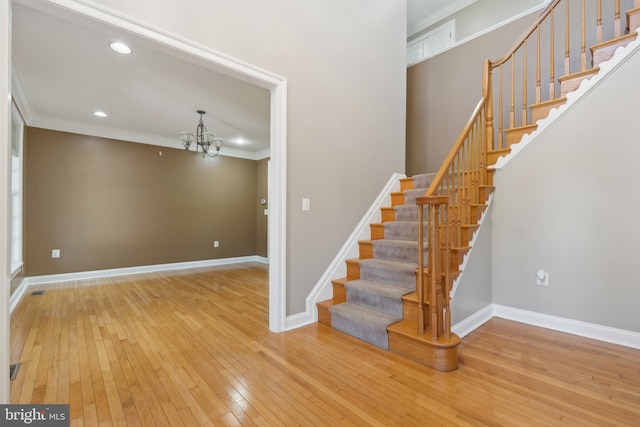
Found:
<box><xmin>416</xmin><ymin>196</ymin><xmax>449</xmax><ymax>339</ymax></box>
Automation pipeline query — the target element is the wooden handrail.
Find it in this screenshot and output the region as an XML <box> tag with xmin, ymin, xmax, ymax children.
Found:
<box><xmin>416</xmin><ymin>61</ymin><xmax>490</xmax><ymax>337</ymax></box>
<box><xmin>491</xmin><ymin>0</ymin><xmax>562</xmax><ymax>68</ymax></box>
<box><xmin>415</xmin><ymin>0</ymin><xmax>636</xmax><ymax>342</ymax></box>
<box><xmin>424</xmin><ymin>97</ymin><xmax>486</xmax><ymax>197</ymax></box>
<box><xmin>487</xmin><ymin>0</ymin><xmax>633</xmax><ymax>152</ymax></box>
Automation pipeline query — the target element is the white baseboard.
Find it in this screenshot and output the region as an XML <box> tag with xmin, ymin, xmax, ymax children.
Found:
<box><xmin>255</xmin><ymin>256</ymin><xmax>269</xmax><ymax>265</ymax></box>
<box><xmin>454</xmin><ymin>304</ymin><xmax>640</xmax><ymax>350</ymax></box>
<box><xmin>9</xmin><ymin>277</ymin><xmax>27</xmax><ymax>313</ymax></box>
<box><xmin>493</xmin><ymin>304</ymin><xmax>640</xmax><ymax>350</ymax></box>
<box><xmin>285</xmin><ymin>311</ymin><xmax>313</xmax><ymax>331</ymax></box>
<box><xmin>11</xmin><ymin>256</ymin><xmax>267</xmax><ymax>314</ymax></box>
<box><xmin>451</xmin><ymin>304</ymin><xmax>494</xmax><ymax>338</ymax></box>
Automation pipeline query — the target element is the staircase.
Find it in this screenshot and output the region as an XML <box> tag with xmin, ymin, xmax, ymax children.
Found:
<box><xmin>322</xmin><ymin>173</ymin><xmax>436</xmax><ymax>350</ymax></box>
<box><xmin>317</xmin><ymin>170</ymin><xmax>492</xmax><ymax>371</ymax></box>
<box><xmin>317</xmin><ymin>0</ymin><xmax>640</xmax><ymax>372</ymax></box>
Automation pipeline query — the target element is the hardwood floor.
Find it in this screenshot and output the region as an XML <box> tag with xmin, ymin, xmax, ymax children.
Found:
<box><xmin>10</xmin><ymin>262</ymin><xmax>640</xmax><ymax>426</ymax></box>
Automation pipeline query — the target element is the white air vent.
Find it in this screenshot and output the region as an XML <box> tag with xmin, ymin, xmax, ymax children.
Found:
<box><xmin>407</xmin><ymin>20</ymin><xmax>455</xmax><ymax>66</ymax></box>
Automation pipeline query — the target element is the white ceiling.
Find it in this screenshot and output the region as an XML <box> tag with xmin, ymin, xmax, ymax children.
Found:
<box><xmin>12</xmin><ymin>1</ymin><xmax>271</xmax><ymax>158</ymax></box>
<box><xmin>12</xmin><ymin>1</ymin><xmax>465</xmax><ymax>158</ymax></box>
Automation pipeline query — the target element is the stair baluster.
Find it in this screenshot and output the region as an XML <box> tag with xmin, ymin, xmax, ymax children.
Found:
<box><xmin>318</xmin><ymin>0</ymin><xmax>640</xmax><ymax>372</ymax></box>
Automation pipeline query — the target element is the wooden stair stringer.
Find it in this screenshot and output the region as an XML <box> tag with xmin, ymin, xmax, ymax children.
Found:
<box><xmin>558</xmin><ymin>67</ymin><xmax>600</xmax><ymax>97</ymax></box>
<box><xmin>530</xmin><ymin>97</ymin><xmax>567</xmax><ymax>123</ymax></box>
<box><xmin>504</xmin><ymin>123</ymin><xmax>538</xmax><ymax>146</ymax></box>
<box><xmin>591</xmin><ymin>32</ymin><xmax>638</xmax><ymax>67</ymax></box>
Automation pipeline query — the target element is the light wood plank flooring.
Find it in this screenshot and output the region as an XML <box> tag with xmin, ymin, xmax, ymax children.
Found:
<box><xmin>10</xmin><ymin>262</ymin><xmax>640</xmax><ymax>426</ymax></box>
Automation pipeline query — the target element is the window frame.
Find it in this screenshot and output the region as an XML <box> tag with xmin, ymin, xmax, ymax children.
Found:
<box><xmin>10</xmin><ymin>101</ymin><xmax>23</xmax><ymax>279</ymax></box>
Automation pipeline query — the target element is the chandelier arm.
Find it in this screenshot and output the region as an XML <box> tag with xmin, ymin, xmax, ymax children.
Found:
<box><xmin>181</xmin><ymin>111</ymin><xmax>224</xmax><ymax>159</ymax></box>
<box><xmin>181</xmin><ymin>132</ymin><xmax>200</xmax><ymax>155</ymax></box>
<box><xmin>205</xmin><ymin>147</ymin><xmax>220</xmax><ymax>158</ymax></box>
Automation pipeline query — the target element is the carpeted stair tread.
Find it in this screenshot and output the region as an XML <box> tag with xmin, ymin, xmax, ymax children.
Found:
<box><xmin>372</xmin><ymin>239</ymin><xmax>427</xmax><ymax>263</ymax></box>
<box><xmin>412</xmin><ymin>173</ymin><xmax>437</xmax><ymax>189</ymax></box>
<box><xmin>330</xmin><ymin>302</ymin><xmax>401</xmax><ymax>350</ymax></box>
<box><xmin>359</xmin><ymin>258</ymin><xmax>417</xmax><ymax>289</ymax></box>
<box><xmin>394</xmin><ymin>205</ymin><xmax>419</xmax><ymax>221</ymax></box>
<box><xmin>403</xmin><ymin>188</ymin><xmax>428</xmax><ymax>205</ymax></box>
<box><xmin>383</xmin><ymin>221</ymin><xmax>428</xmax><ymax>241</ymax></box>
<box><xmin>344</xmin><ymin>279</ymin><xmax>412</xmax><ymax>317</ymax></box>
<box><xmin>326</xmin><ymin>172</ymin><xmax>456</xmax><ymax>352</ymax></box>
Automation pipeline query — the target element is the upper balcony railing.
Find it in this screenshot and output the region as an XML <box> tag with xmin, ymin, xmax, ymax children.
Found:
<box><xmin>415</xmin><ymin>0</ymin><xmax>638</xmax><ymax>342</ymax></box>
<box><xmin>489</xmin><ymin>0</ymin><xmax>636</xmax><ymax>151</ymax></box>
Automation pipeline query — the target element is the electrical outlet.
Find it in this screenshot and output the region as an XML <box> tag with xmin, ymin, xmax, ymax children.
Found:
<box><xmin>302</xmin><ymin>198</ymin><xmax>310</xmax><ymax>211</ymax></box>
<box><xmin>214</xmin><ymin>241</ymin><xmax>219</xmax><ymax>248</ymax></box>
<box><xmin>536</xmin><ymin>269</ymin><xmax>548</xmax><ymax>286</ymax></box>
<box><xmin>52</xmin><ymin>249</ymin><xmax>60</xmax><ymax>258</ymax></box>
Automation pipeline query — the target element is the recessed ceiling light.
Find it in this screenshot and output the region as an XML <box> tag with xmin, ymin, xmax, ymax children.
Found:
<box><xmin>94</xmin><ymin>111</ymin><xmax>108</xmax><ymax>118</ymax></box>
<box><xmin>109</xmin><ymin>42</ymin><xmax>132</xmax><ymax>54</ymax></box>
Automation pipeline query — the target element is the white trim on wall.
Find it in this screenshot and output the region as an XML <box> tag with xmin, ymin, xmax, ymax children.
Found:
<box><xmin>407</xmin><ymin>20</ymin><xmax>455</xmax><ymax>66</ymax></box>
<box><xmin>493</xmin><ymin>305</ymin><xmax>640</xmax><ymax>350</ymax></box>
<box><xmin>40</xmin><ymin>0</ymin><xmax>287</xmax><ymax>333</ymax></box>
<box><xmin>408</xmin><ymin>0</ymin><xmax>476</xmax><ymax>38</ymax></box>
<box><xmin>451</xmin><ymin>304</ymin><xmax>494</xmax><ymax>338</ymax></box>
<box><xmin>10</xmin><ymin>3</ymin><xmax>271</xmax><ymax>162</ymax></box>
<box><xmin>408</xmin><ymin>2</ymin><xmax>549</xmax><ymax>67</ymax></box>
<box><xmin>285</xmin><ymin>173</ymin><xmax>406</xmax><ymax>330</ymax></box>
<box><xmin>452</xmin><ymin>304</ymin><xmax>640</xmax><ymax>350</ymax></box>
<box><xmin>268</xmin><ymin>80</ymin><xmax>287</xmax><ymax>332</ymax></box>
<box><xmin>0</xmin><ymin>0</ymin><xmax>11</xmax><ymax>404</ymax></box>
<box><xmin>10</xmin><ymin>256</ymin><xmax>269</xmax><ymax>314</ymax></box>
<box><xmin>25</xmin><ymin>115</ymin><xmax>270</xmax><ymax>161</ymax></box>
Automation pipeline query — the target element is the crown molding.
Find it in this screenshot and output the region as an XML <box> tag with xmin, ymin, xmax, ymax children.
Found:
<box><xmin>256</xmin><ymin>148</ymin><xmax>271</xmax><ymax>160</ymax></box>
<box><xmin>27</xmin><ymin>114</ymin><xmax>267</xmax><ymax>160</ymax></box>
<box><xmin>9</xmin><ymin>0</ymin><xmax>287</xmax><ymax>335</ymax></box>
<box><xmin>10</xmin><ymin>59</ymin><xmax>33</xmax><ymax>123</ymax></box>
<box><xmin>408</xmin><ymin>0</ymin><xmax>477</xmax><ymax>38</ymax></box>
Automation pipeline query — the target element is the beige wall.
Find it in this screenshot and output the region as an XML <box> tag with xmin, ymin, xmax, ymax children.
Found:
<box><xmin>24</xmin><ymin>127</ymin><xmax>259</xmax><ymax>276</ymax></box>
<box><xmin>410</xmin><ymin>0</ymin><xmax>545</xmax><ymax>43</ymax></box>
<box><xmin>406</xmin><ymin>12</ymin><xmax>538</xmax><ymax>176</ymax></box>
<box><xmin>492</xmin><ymin>47</ymin><xmax>640</xmax><ymax>332</ymax></box>
<box><xmin>256</xmin><ymin>158</ymin><xmax>268</xmax><ymax>258</ymax></box>
<box><xmin>76</xmin><ymin>0</ymin><xmax>407</xmax><ymax>314</ymax></box>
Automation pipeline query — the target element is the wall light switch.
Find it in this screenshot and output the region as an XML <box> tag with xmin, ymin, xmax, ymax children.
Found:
<box><xmin>52</xmin><ymin>249</ymin><xmax>60</xmax><ymax>258</ymax></box>
<box><xmin>264</xmin><ymin>209</ymin><xmax>269</xmax><ymax>216</ymax></box>
<box><xmin>214</xmin><ymin>241</ymin><xmax>219</xmax><ymax>248</ymax></box>
<box><xmin>302</xmin><ymin>198</ymin><xmax>310</xmax><ymax>211</ymax></box>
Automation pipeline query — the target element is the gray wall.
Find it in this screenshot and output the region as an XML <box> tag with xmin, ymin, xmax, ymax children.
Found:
<box><xmin>83</xmin><ymin>0</ymin><xmax>407</xmax><ymax>315</ymax></box>
<box><xmin>451</xmin><ymin>205</ymin><xmax>493</xmax><ymax>324</ymax></box>
<box><xmin>491</xmin><ymin>47</ymin><xmax>640</xmax><ymax>332</ymax></box>
<box><xmin>407</xmin><ymin>12</ymin><xmax>538</xmax><ymax>176</ymax></box>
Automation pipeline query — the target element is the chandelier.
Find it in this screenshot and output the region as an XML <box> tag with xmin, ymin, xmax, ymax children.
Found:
<box><xmin>180</xmin><ymin>110</ymin><xmax>224</xmax><ymax>158</ymax></box>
